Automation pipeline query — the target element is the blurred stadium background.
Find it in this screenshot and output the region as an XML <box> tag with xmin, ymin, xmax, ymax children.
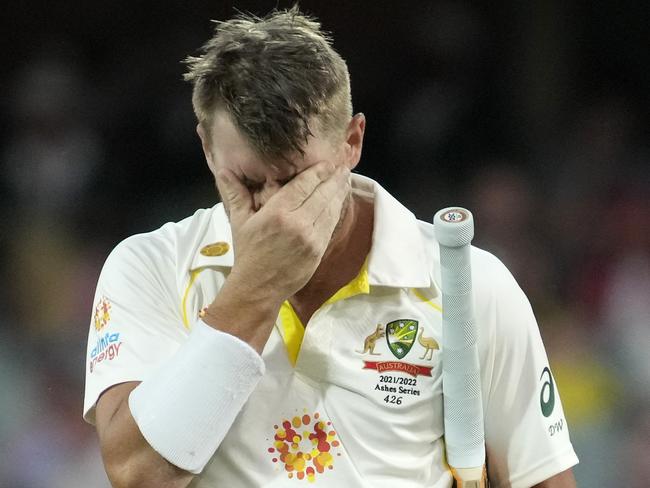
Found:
<box><xmin>0</xmin><ymin>1</ymin><xmax>648</xmax><ymax>486</ymax></box>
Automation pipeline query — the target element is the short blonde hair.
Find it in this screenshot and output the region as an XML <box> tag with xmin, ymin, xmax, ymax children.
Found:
<box><xmin>183</xmin><ymin>5</ymin><xmax>352</xmax><ymax>158</ymax></box>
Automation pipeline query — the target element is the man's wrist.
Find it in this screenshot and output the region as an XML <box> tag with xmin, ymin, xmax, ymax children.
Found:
<box><xmin>203</xmin><ymin>274</ymin><xmax>283</xmax><ymax>353</ymax></box>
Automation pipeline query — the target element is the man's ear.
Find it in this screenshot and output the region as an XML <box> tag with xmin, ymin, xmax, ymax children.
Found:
<box><xmin>197</xmin><ymin>123</ymin><xmax>215</xmax><ymax>168</ymax></box>
<box><xmin>343</xmin><ymin>113</ymin><xmax>366</xmax><ymax>171</ymax></box>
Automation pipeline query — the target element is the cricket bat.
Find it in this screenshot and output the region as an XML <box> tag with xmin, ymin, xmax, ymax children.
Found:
<box><xmin>434</xmin><ymin>207</ymin><xmax>488</xmax><ymax>488</ymax></box>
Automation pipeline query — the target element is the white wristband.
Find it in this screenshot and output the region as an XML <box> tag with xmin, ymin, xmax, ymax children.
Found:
<box><xmin>128</xmin><ymin>319</ymin><xmax>265</xmax><ymax>474</ymax></box>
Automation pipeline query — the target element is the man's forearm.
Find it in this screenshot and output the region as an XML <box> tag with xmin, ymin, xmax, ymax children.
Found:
<box><xmin>532</xmin><ymin>468</ymin><xmax>577</xmax><ymax>488</ymax></box>
<box><xmin>126</xmin><ymin>320</ymin><xmax>265</xmax><ymax>473</ymax></box>
<box><xmin>97</xmin><ymin>382</ymin><xmax>194</xmax><ymax>488</ymax></box>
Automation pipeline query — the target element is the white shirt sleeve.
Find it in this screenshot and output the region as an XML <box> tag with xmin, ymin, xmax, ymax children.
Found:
<box><xmin>83</xmin><ymin>234</ymin><xmax>187</xmax><ymax>424</ymax></box>
<box><xmin>476</xmin><ymin>252</ymin><xmax>579</xmax><ymax>488</ymax></box>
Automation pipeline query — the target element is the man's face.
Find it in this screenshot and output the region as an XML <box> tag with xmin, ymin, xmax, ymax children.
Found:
<box><xmin>201</xmin><ymin>110</ymin><xmax>349</xmax><ymax>215</ymax></box>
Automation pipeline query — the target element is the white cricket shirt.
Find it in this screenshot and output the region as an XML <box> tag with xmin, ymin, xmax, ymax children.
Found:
<box><xmin>84</xmin><ymin>174</ymin><xmax>578</xmax><ymax>487</ymax></box>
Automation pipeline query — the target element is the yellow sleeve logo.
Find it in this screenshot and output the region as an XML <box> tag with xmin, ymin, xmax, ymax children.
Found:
<box><xmin>93</xmin><ymin>296</ymin><xmax>112</xmax><ymax>331</ymax></box>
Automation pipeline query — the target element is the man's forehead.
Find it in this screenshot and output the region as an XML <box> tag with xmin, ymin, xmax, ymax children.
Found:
<box><xmin>210</xmin><ymin>111</ymin><xmax>248</xmax><ymax>149</ymax></box>
<box><xmin>209</xmin><ymin>112</ymin><xmax>263</xmax><ymax>166</ymax></box>
<box><xmin>210</xmin><ymin>110</ymin><xmax>332</xmax><ymax>173</ymax></box>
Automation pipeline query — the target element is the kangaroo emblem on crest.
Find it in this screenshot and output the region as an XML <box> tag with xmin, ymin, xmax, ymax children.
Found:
<box><xmin>356</xmin><ymin>324</ymin><xmax>385</xmax><ymax>355</ymax></box>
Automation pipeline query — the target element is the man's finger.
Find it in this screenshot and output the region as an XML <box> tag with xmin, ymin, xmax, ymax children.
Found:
<box><xmin>216</xmin><ymin>169</ymin><xmax>254</xmax><ymax>223</ymax></box>
<box><xmin>311</xmin><ymin>167</ymin><xmax>350</xmax><ymax>234</ymax></box>
<box><xmin>272</xmin><ymin>161</ymin><xmax>336</xmax><ymax>211</ymax></box>
<box><xmin>298</xmin><ymin>165</ymin><xmax>350</xmax><ymax>222</ymax></box>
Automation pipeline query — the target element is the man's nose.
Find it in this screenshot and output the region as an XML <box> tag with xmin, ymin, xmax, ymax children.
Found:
<box><xmin>253</xmin><ymin>181</ymin><xmax>282</xmax><ymax>210</ymax></box>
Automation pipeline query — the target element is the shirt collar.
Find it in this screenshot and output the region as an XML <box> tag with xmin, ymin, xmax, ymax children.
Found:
<box><xmin>351</xmin><ymin>174</ymin><xmax>431</xmax><ymax>288</ymax></box>
<box><xmin>190</xmin><ymin>174</ymin><xmax>432</xmax><ymax>289</ymax></box>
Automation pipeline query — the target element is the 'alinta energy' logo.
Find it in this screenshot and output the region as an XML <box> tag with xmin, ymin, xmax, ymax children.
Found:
<box><xmin>93</xmin><ymin>296</ymin><xmax>112</xmax><ymax>331</ymax></box>
<box><xmin>268</xmin><ymin>412</ymin><xmax>341</xmax><ymax>483</ymax></box>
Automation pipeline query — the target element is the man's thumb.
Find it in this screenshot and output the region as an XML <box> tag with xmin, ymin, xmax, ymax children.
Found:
<box><xmin>217</xmin><ymin>169</ymin><xmax>253</xmax><ymax>220</ymax></box>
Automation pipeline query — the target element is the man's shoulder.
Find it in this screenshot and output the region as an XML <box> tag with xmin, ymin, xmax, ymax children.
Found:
<box><xmin>105</xmin><ymin>204</ymin><xmax>227</xmax><ymax>273</ymax></box>
<box><xmin>415</xmin><ymin>217</ymin><xmax>517</xmax><ymax>294</ymax></box>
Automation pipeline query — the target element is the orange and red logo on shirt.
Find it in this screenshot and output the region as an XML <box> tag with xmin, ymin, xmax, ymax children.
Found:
<box><xmin>93</xmin><ymin>296</ymin><xmax>112</xmax><ymax>331</ymax></box>
<box><xmin>268</xmin><ymin>411</ymin><xmax>341</xmax><ymax>482</ymax></box>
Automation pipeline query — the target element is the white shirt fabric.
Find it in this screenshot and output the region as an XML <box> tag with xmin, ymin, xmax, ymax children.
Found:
<box><xmin>84</xmin><ymin>174</ymin><xmax>578</xmax><ymax>487</ymax></box>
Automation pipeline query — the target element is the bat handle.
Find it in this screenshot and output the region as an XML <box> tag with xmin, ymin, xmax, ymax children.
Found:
<box><xmin>434</xmin><ymin>207</ymin><xmax>487</xmax><ymax>479</ymax></box>
<box><xmin>434</xmin><ymin>208</ymin><xmax>474</xmax><ymax>248</ymax></box>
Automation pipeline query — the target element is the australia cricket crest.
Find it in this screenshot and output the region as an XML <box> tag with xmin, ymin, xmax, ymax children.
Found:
<box><xmin>385</xmin><ymin>319</ymin><xmax>418</xmax><ymax>359</ymax></box>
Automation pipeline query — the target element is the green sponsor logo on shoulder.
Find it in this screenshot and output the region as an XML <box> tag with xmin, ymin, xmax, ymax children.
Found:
<box><xmin>540</xmin><ymin>366</ymin><xmax>555</xmax><ymax>417</ymax></box>
<box><xmin>385</xmin><ymin>319</ymin><xmax>418</xmax><ymax>359</ymax></box>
